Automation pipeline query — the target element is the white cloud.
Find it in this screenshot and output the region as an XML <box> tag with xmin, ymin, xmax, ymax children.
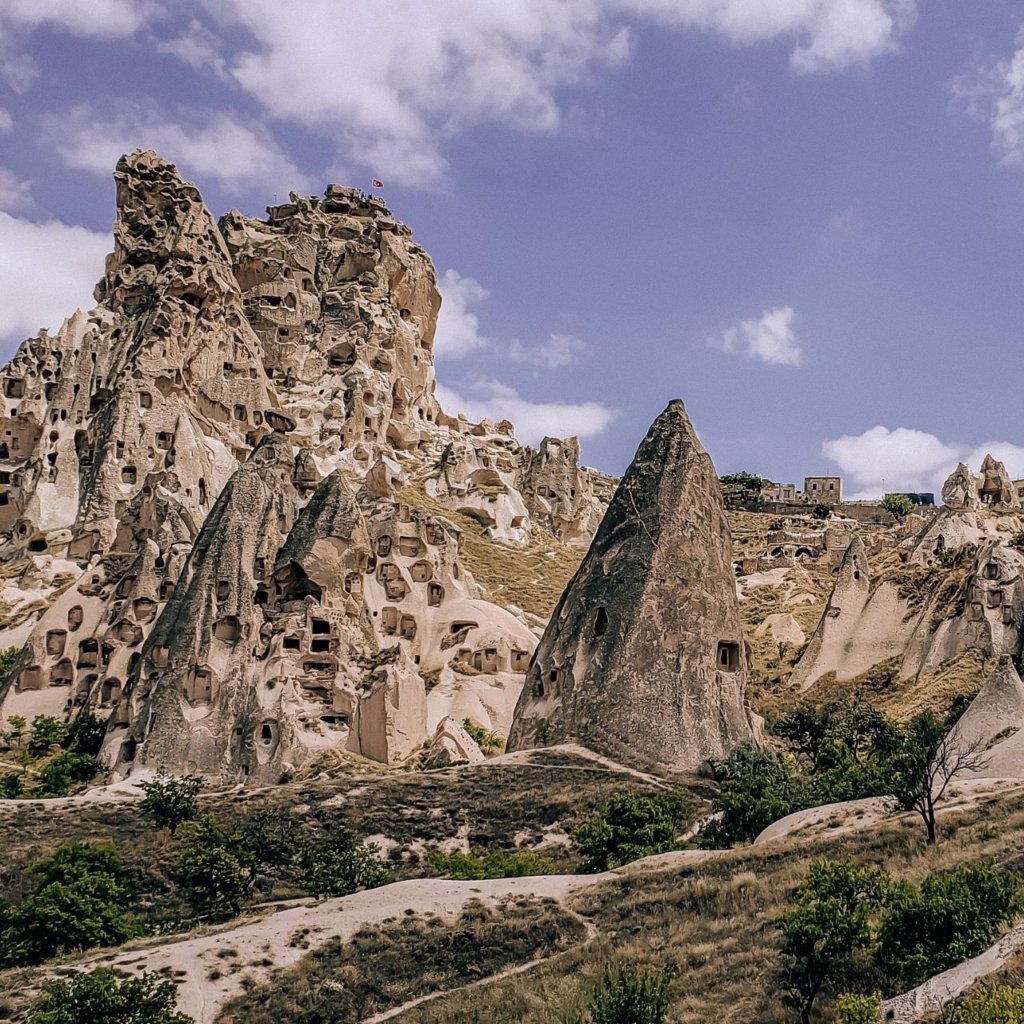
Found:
<box><xmin>508</xmin><ymin>333</ymin><xmax>586</xmax><ymax>370</ymax></box>
<box><xmin>44</xmin><ymin>105</ymin><xmax>312</xmax><ymax>196</ymax></box>
<box><xmin>0</xmin><ymin>211</ymin><xmax>108</xmax><ymax>346</ymax></box>
<box><xmin>0</xmin><ymin>168</ymin><xmax>32</xmax><ymax>213</ymax></box>
<box><xmin>0</xmin><ymin>0</ymin><xmax>153</xmax><ymax>91</ymax></box>
<box><xmin>821</xmin><ymin>425</ymin><xmax>1024</xmax><ymax>500</ymax></box>
<box><xmin>435</xmin><ymin>379</ymin><xmax>617</xmax><ymax>445</ymax></box>
<box><xmin>952</xmin><ymin>30</ymin><xmax>1024</xmax><ymax>165</ymax></box>
<box><xmin>155</xmin><ymin>19</ymin><xmax>227</xmax><ymax>76</ymax></box>
<box><xmin>187</xmin><ymin>0</ymin><xmax>914</xmax><ymax>188</ymax></box>
<box><xmin>712</xmin><ymin>306</ymin><xmax>802</xmax><ymax>366</ymax></box>
<box><xmin>434</xmin><ymin>270</ymin><xmax>491</xmax><ymax>358</ymax></box>
<box><xmin>0</xmin><ymin>109</ymin><xmax>12</xmax><ymax>133</ymax></box>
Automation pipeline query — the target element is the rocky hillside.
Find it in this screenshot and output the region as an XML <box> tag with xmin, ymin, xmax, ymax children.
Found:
<box><xmin>0</xmin><ymin>151</ymin><xmax>612</xmax><ymax>783</ymax></box>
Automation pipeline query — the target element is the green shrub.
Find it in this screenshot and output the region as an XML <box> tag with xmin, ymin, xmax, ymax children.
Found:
<box><xmin>175</xmin><ymin>814</ymin><xmax>250</xmax><ymax>919</ymax></box>
<box><xmin>36</xmin><ymin>751</ymin><xmax>102</xmax><ymax>796</ymax></box>
<box><xmin>0</xmin><ymin>646</ymin><xmax>19</xmax><ymax>683</ymax></box>
<box><xmin>882</xmin><ymin>494</ymin><xmax>915</xmax><ymax>521</ymax></box>
<box><xmin>299</xmin><ymin>827</ymin><xmax>390</xmax><ymax>898</ymax></box>
<box><xmin>585</xmin><ymin>964</ymin><xmax>673</xmax><ymax>1024</ymax></box>
<box><xmin>939</xmin><ymin>985</ymin><xmax>1024</xmax><ymax>1023</ymax></box>
<box><xmin>835</xmin><ymin>992</ymin><xmax>882</xmax><ymax>1024</ymax></box>
<box><xmin>138</xmin><ymin>771</ymin><xmax>204</xmax><ymax>834</ymax></box>
<box><xmin>27</xmin><ymin>715</ymin><xmax>67</xmax><ymax>757</ymax></box>
<box><xmin>0</xmin><ymin>772</ymin><xmax>24</xmax><ymax>798</ymax></box>
<box><xmin>697</xmin><ymin>744</ymin><xmax>811</xmax><ymax>848</ymax></box>
<box><xmin>425</xmin><ymin>847</ymin><xmax>554</xmax><ymax>880</ymax></box>
<box><xmin>462</xmin><ymin>718</ymin><xmax>504</xmax><ymax>755</ymax></box>
<box><xmin>0</xmin><ymin>843</ymin><xmax>141</xmax><ymax>966</ymax></box>
<box><xmin>27</xmin><ymin>967</ymin><xmax>192</xmax><ymax>1024</ymax></box>
<box><xmin>875</xmin><ymin>865</ymin><xmax>1020</xmax><ymax>989</ymax></box>
<box><xmin>573</xmin><ymin>789</ymin><xmax>693</xmax><ymax>871</ymax></box>
<box><xmin>63</xmin><ymin>712</ymin><xmax>106</xmax><ymax>757</ymax></box>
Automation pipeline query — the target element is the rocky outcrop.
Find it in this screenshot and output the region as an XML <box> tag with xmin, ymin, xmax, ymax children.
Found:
<box><xmin>942</xmin><ymin>456</ymin><xmax>1019</xmax><ymax>512</ymax></box>
<box><xmin>946</xmin><ymin>656</ymin><xmax>1024</xmax><ymax>778</ymax></box>
<box><xmin>0</xmin><ymin>151</ymin><xmax>609</xmax><ymax>780</ymax></box>
<box><xmin>507</xmin><ymin>400</ymin><xmax>762</xmax><ymax>771</ymax></box>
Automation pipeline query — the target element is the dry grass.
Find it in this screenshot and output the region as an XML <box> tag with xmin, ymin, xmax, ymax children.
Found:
<box><xmin>379</xmin><ymin>789</ymin><xmax>1024</xmax><ymax>1024</ymax></box>
<box><xmin>215</xmin><ymin>898</ymin><xmax>585</xmax><ymax>1024</ymax></box>
<box><xmin>397</xmin><ymin>484</ymin><xmax>584</xmax><ymax>618</ymax></box>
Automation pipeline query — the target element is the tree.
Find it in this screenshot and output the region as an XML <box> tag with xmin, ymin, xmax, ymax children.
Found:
<box><xmin>36</xmin><ymin>751</ymin><xmax>103</xmax><ymax>797</ymax></box>
<box><xmin>719</xmin><ymin>471</ymin><xmax>763</xmax><ymax>492</ymax></box>
<box><xmin>882</xmin><ymin>494</ymin><xmax>916</xmax><ymax>521</ymax></box>
<box><xmin>27</xmin><ymin>715</ymin><xmax>67</xmax><ymax>757</ymax></box>
<box><xmin>573</xmin><ymin>790</ymin><xmax>693</xmax><ymax>870</ymax></box>
<box><xmin>174</xmin><ymin>814</ymin><xmax>249</xmax><ymax>919</ymax></box>
<box><xmin>0</xmin><ymin>646</ymin><xmax>20</xmax><ymax>682</ymax></box>
<box><xmin>882</xmin><ymin>712</ymin><xmax>987</xmax><ymax>844</ymax></box>
<box><xmin>0</xmin><ymin>772</ymin><xmax>24</xmax><ymax>798</ymax></box>
<box><xmin>697</xmin><ymin>744</ymin><xmax>810</xmax><ymax>848</ymax></box>
<box><xmin>875</xmin><ymin>865</ymin><xmax>1020</xmax><ymax>989</ymax></box>
<box><xmin>3</xmin><ymin>713</ymin><xmax>26</xmax><ymax>748</ymax></box>
<box><xmin>300</xmin><ymin>827</ymin><xmax>390</xmax><ymax>897</ymax></box>
<box><xmin>586</xmin><ymin>964</ymin><xmax>673</xmax><ymax>1024</ymax></box>
<box><xmin>138</xmin><ymin>771</ymin><xmax>203</xmax><ymax>834</ymax></box>
<box><xmin>0</xmin><ymin>843</ymin><xmax>140</xmax><ymax>966</ymax></box>
<box><xmin>63</xmin><ymin>712</ymin><xmax>106</xmax><ymax>757</ymax></box>
<box><xmin>779</xmin><ymin>859</ymin><xmax>891</xmax><ymax>1024</ymax></box>
<box><xmin>27</xmin><ymin>967</ymin><xmax>192</xmax><ymax>1024</ymax></box>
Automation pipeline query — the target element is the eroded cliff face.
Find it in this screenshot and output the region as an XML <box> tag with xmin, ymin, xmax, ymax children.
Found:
<box><xmin>507</xmin><ymin>400</ymin><xmax>763</xmax><ymax>771</ymax></box>
<box><xmin>0</xmin><ymin>151</ymin><xmax>603</xmax><ymax>780</ymax></box>
<box><xmin>789</xmin><ymin>456</ymin><xmax>1024</xmax><ymax>714</ymax></box>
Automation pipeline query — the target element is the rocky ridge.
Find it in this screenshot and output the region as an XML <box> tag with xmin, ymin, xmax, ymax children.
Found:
<box><xmin>0</xmin><ymin>151</ymin><xmax>612</xmax><ymax>781</ymax></box>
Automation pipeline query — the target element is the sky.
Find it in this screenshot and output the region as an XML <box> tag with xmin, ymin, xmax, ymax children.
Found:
<box><xmin>3</xmin><ymin>2</ymin><xmax>1024</xmax><ymax>498</ymax></box>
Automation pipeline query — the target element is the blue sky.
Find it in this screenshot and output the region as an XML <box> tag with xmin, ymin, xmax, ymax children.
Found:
<box><xmin>3</xmin><ymin>2</ymin><xmax>1024</xmax><ymax>497</ymax></box>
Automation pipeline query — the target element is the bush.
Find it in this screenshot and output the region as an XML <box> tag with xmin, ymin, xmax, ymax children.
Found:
<box><xmin>27</xmin><ymin>715</ymin><xmax>67</xmax><ymax>757</ymax></box>
<box><xmin>697</xmin><ymin>744</ymin><xmax>811</xmax><ymax>848</ymax></box>
<box><xmin>36</xmin><ymin>751</ymin><xmax>103</xmax><ymax>796</ymax></box>
<box><xmin>425</xmin><ymin>848</ymin><xmax>554</xmax><ymax>880</ymax></box>
<box><xmin>462</xmin><ymin>718</ymin><xmax>504</xmax><ymax>755</ymax></box>
<box><xmin>939</xmin><ymin>985</ymin><xmax>1024</xmax><ymax>1024</ymax></box>
<box><xmin>835</xmin><ymin>992</ymin><xmax>882</xmax><ymax>1024</ymax></box>
<box><xmin>139</xmin><ymin>771</ymin><xmax>204</xmax><ymax>834</ymax></box>
<box><xmin>299</xmin><ymin>827</ymin><xmax>390</xmax><ymax>898</ymax></box>
<box><xmin>0</xmin><ymin>772</ymin><xmax>24</xmax><ymax>798</ymax></box>
<box><xmin>585</xmin><ymin>964</ymin><xmax>673</xmax><ymax>1024</ymax></box>
<box><xmin>573</xmin><ymin>790</ymin><xmax>693</xmax><ymax>871</ymax></box>
<box><xmin>27</xmin><ymin>967</ymin><xmax>192</xmax><ymax>1024</ymax></box>
<box><xmin>63</xmin><ymin>712</ymin><xmax>106</xmax><ymax>757</ymax></box>
<box><xmin>0</xmin><ymin>646</ymin><xmax>19</xmax><ymax>683</ymax></box>
<box><xmin>175</xmin><ymin>814</ymin><xmax>250</xmax><ymax>919</ymax></box>
<box><xmin>0</xmin><ymin>843</ymin><xmax>141</xmax><ymax>966</ymax></box>
<box><xmin>875</xmin><ymin>865</ymin><xmax>1020</xmax><ymax>989</ymax></box>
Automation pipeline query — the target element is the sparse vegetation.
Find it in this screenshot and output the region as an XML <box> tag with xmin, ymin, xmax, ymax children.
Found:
<box><xmin>585</xmin><ymin>963</ymin><xmax>673</xmax><ymax>1024</ymax></box>
<box><xmin>139</xmin><ymin>771</ymin><xmax>204</xmax><ymax>834</ymax></box>
<box><xmin>425</xmin><ymin>847</ymin><xmax>555</xmax><ymax>879</ymax></box>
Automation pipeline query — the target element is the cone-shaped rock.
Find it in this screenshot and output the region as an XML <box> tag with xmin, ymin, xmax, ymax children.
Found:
<box><xmin>507</xmin><ymin>400</ymin><xmax>761</xmax><ymax>769</ymax></box>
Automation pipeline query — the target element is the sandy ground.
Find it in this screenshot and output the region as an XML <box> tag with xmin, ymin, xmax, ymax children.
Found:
<box><xmin>18</xmin><ymin>758</ymin><xmax>1024</xmax><ymax>1022</ymax></box>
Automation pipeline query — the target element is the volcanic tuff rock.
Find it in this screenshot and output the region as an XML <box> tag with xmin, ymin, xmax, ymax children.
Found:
<box><xmin>0</xmin><ymin>151</ymin><xmax>611</xmax><ymax>780</ymax></box>
<box><xmin>507</xmin><ymin>400</ymin><xmax>763</xmax><ymax>771</ymax></box>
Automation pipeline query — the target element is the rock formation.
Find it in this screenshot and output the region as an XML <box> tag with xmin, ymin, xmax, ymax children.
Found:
<box><xmin>947</xmin><ymin>656</ymin><xmax>1024</xmax><ymax>778</ymax></box>
<box><xmin>507</xmin><ymin>400</ymin><xmax>762</xmax><ymax>770</ymax></box>
<box><xmin>0</xmin><ymin>151</ymin><xmax>609</xmax><ymax>780</ymax></box>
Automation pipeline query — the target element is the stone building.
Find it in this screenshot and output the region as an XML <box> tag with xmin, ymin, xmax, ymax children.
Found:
<box><xmin>803</xmin><ymin>476</ymin><xmax>841</xmax><ymax>504</ymax></box>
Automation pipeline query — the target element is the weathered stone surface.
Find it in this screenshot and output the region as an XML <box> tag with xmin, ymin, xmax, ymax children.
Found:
<box><xmin>0</xmin><ymin>151</ymin><xmax>610</xmax><ymax>780</ymax></box>
<box><xmin>941</xmin><ymin>463</ymin><xmax>981</xmax><ymax>512</ymax></box>
<box><xmin>507</xmin><ymin>400</ymin><xmax>762</xmax><ymax>770</ymax></box>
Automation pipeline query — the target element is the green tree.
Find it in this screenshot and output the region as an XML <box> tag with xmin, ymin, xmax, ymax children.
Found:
<box><xmin>174</xmin><ymin>814</ymin><xmax>250</xmax><ymax>919</ymax></box>
<box><xmin>36</xmin><ymin>751</ymin><xmax>102</xmax><ymax>796</ymax></box>
<box><xmin>27</xmin><ymin>715</ymin><xmax>67</xmax><ymax>757</ymax></box>
<box><xmin>573</xmin><ymin>790</ymin><xmax>693</xmax><ymax>871</ymax></box>
<box><xmin>0</xmin><ymin>843</ymin><xmax>140</xmax><ymax>967</ymax></box>
<box><xmin>586</xmin><ymin>964</ymin><xmax>673</xmax><ymax>1024</ymax></box>
<box><xmin>63</xmin><ymin>712</ymin><xmax>106</xmax><ymax>757</ymax></box>
<box><xmin>882</xmin><ymin>494</ymin><xmax>916</xmax><ymax>521</ymax></box>
<box><xmin>719</xmin><ymin>471</ymin><xmax>763</xmax><ymax>491</ymax></box>
<box><xmin>697</xmin><ymin>744</ymin><xmax>810</xmax><ymax>848</ymax></box>
<box><xmin>876</xmin><ymin>865</ymin><xmax>1020</xmax><ymax>989</ymax></box>
<box><xmin>27</xmin><ymin>967</ymin><xmax>192</xmax><ymax>1024</ymax></box>
<box><xmin>3</xmin><ymin>713</ymin><xmax>26</xmax><ymax>748</ymax></box>
<box><xmin>138</xmin><ymin>770</ymin><xmax>204</xmax><ymax>834</ymax></box>
<box><xmin>300</xmin><ymin>827</ymin><xmax>390</xmax><ymax>898</ymax></box>
<box><xmin>882</xmin><ymin>711</ymin><xmax>987</xmax><ymax>844</ymax></box>
<box><xmin>779</xmin><ymin>859</ymin><xmax>892</xmax><ymax>1024</ymax></box>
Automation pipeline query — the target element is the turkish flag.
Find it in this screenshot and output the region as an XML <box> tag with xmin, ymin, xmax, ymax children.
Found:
<box><xmin>371</xmin><ymin>179</ymin><xmax>384</xmax><ymax>188</ymax></box>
